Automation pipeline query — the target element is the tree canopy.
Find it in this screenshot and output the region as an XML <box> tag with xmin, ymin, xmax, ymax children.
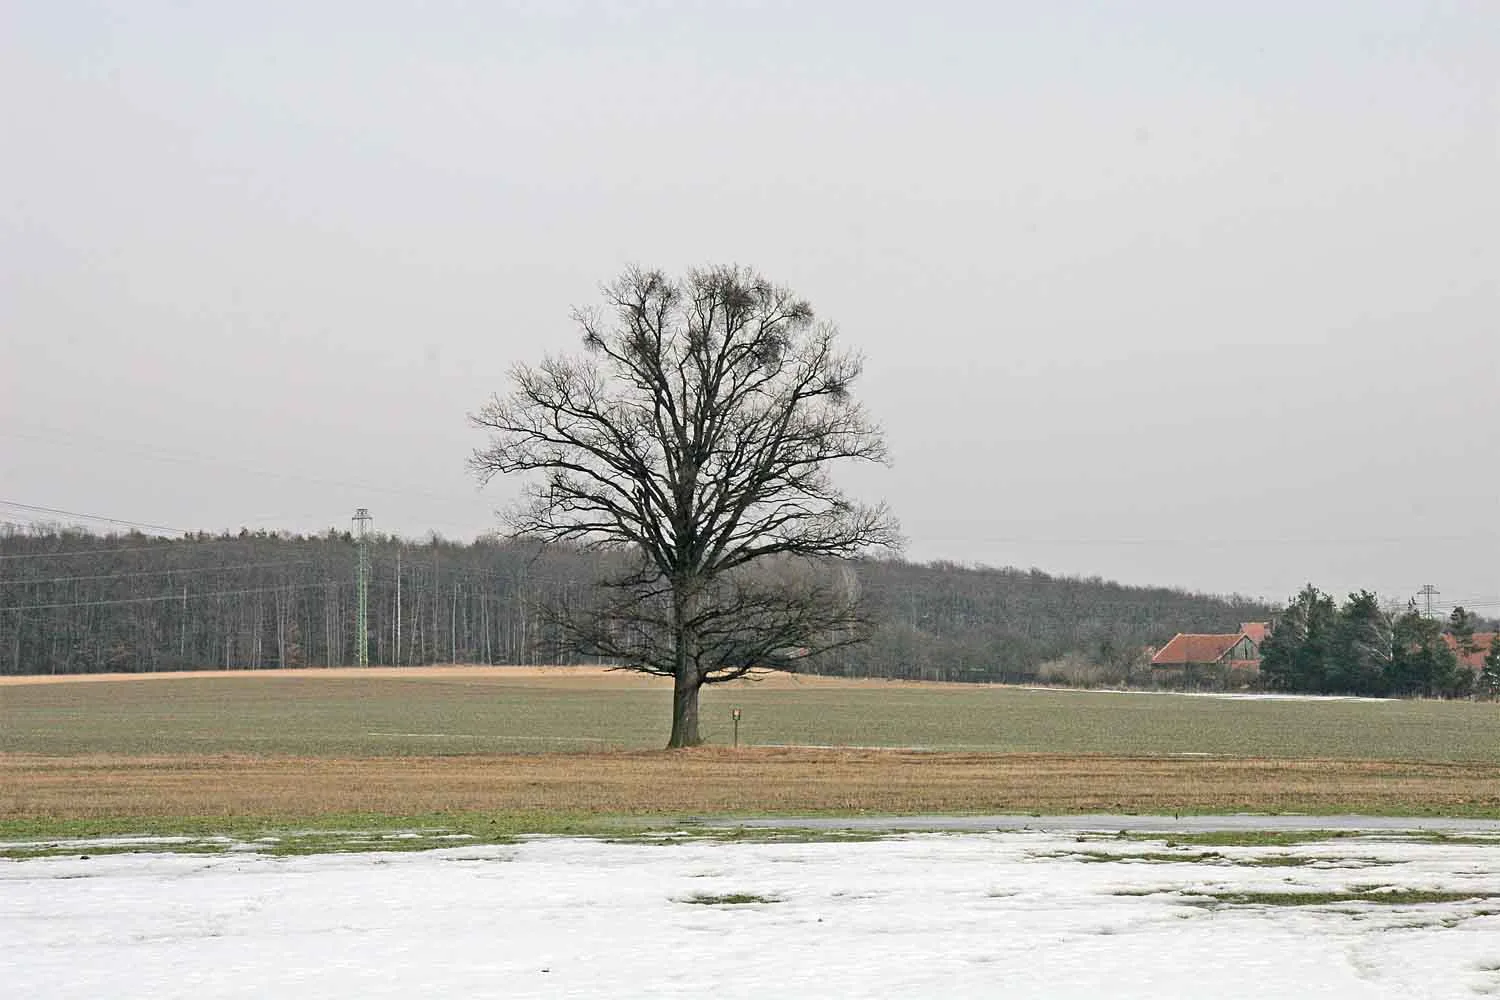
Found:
<box><xmin>470</xmin><ymin>265</ymin><xmax>898</xmax><ymax>746</ymax></box>
<box><xmin>1261</xmin><ymin>585</ymin><xmax>1469</xmax><ymax>697</ymax></box>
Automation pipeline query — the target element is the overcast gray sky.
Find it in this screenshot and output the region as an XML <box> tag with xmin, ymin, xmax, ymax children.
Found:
<box><xmin>3</xmin><ymin>1</ymin><xmax>1496</xmax><ymax>611</ymax></box>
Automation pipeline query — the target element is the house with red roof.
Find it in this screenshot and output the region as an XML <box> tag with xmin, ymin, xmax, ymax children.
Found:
<box><xmin>1150</xmin><ymin>622</ymin><xmax>1270</xmax><ymax>674</ymax></box>
<box><xmin>1148</xmin><ymin>623</ymin><xmax>1493</xmax><ymax>685</ymax></box>
<box><xmin>1445</xmin><ymin>632</ymin><xmax>1498</xmax><ymax>672</ymax></box>
<box><xmin>1238</xmin><ymin>621</ymin><xmax>1270</xmax><ymax>645</ymax></box>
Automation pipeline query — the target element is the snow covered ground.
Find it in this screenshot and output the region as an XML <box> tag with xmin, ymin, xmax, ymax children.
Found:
<box><xmin>5</xmin><ymin>831</ymin><xmax>1500</xmax><ymax>998</ymax></box>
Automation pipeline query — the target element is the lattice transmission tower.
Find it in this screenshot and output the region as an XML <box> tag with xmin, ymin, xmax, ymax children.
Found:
<box><xmin>353</xmin><ymin>507</ymin><xmax>373</xmax><ymax>667</ymax></box>
<box><xmin>1418</xmin><ymin>583</ymin><xmax>1440</xmax><ymax>619</ymax></box>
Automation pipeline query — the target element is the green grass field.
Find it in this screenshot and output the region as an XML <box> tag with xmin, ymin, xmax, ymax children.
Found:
<box><xmin>4</xmin><ymin>668</ymin><xmax>1500</xmax><ymax>762</ymax></box>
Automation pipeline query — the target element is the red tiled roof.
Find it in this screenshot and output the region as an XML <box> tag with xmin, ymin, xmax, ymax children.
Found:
<box><xmin>1239</xmin><ymin>622</ymin><xmax>1271</xmax><ymax>644</ymax></box>
<box><xmin>1151</xmin><ymin>633</ymin><xmax>1245</xmax><ymax>666</ymax></box>
<box><xmin>1444</xmin><ymin>633</ymin><xmax>1498</xmax><ymax>671</ymax></box>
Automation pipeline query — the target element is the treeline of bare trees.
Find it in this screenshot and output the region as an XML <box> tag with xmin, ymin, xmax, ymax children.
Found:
<box><xmin>0</xmin><ymin>526</ymin><xmax>1267</xmax><ymax>680</ymax></box>
<box><xmin>0</xmin><ymin>526</ymin><xmax>594</xmax><ymax>675</ymax></box>
<box><xmin>816</xmin><ymin>559</ymin><xmax>1268</xmax><ymax>683</ymax></box>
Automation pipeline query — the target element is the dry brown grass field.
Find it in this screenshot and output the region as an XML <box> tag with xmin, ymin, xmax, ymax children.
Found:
<box><xmin>4</xmin><ymin>666</ymin><xmax>1500</xmax><ymax>826</ymax></box>
<box><xmin>6</xmin><ymin>750</ymin><xmax>1499</xmax><ymax>822</ymax></box>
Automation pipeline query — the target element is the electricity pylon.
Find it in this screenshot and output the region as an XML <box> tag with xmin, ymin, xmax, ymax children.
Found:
<box><xmin>353</xmin><ymin>508</ymin><xmax>373</xmax><ymax>667</ymax></box>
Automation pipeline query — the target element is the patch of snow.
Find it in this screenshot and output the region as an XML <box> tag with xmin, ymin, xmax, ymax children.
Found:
<box><xmin>4</xmin><ymin>835</ymin><xmax>228</xmax><ymax>851</ymax></box>
<box><xmin>1011</xmin><ymin>685</ymin><xmax>1395</xmax><ymax>703</ymax></box>
<box><xmin>730</xmin><ymin>814</ymin><xmax>1500</xmax><ymax>834</ymax></box>
<box><xmin>3</xmin><ymin>834</ymin><xmax>1498</xmax><ymax>998</ymax></box>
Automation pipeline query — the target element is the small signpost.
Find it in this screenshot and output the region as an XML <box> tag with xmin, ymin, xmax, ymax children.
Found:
<box><xmin>731</xmin><ymin>707</ymin><xmax>742</xmax><ymax>748</ymax></box>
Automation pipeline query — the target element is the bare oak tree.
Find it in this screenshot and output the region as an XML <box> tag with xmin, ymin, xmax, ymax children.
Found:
<box><xmin>469</xmin><ymin>265</ymin><xmax>898</xmax><ymax>746</ymax></box>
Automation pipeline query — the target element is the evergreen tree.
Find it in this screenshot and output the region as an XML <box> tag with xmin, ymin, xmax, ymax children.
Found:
<box><xmin>1260</xmin><ymin>585</ymin><xmax>1337</xmax><ymax>691</ymax></box>
<box><xmin>1478</xmin><ymin>634</ymin><xmax>1500</xmax><ymax>700</ymax></box>
<box><xmin>1448</xmin><ymin>605</ymin><xmax>1479</xmax><ymax>667</ymax></box>
<box><xmin>1330</xmin><ymin>590</ymin><xmax>1391</xmax><ymax>695</ymax></box>
<box><xmin>1389</xmin><ymin>608</ymin><xmax>1465</xmax><ymax>697</ymax></box>
<box><xmin>1258</xmin><ymin>603</ymin><xmax>1304</xmax><ymax>691</ymax></box>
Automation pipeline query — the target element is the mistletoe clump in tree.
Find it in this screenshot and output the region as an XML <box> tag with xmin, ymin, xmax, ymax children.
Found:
<box><xmin>470</xmin><ymin>266</ymin><xmax>898</xmax><ymax>747</ymax></box>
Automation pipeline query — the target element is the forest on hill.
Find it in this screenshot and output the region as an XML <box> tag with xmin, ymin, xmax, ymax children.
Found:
<box><xmin>0</xmin><ymin>526</ymin><xmax>1269</xmax><ymax>681</ymax></box>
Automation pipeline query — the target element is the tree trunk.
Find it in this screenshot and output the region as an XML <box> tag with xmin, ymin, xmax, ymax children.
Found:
<box><xmin>668</xmin><ymin>666</ymin><xmax>703</xmax><ymax>748</ymax></box>
<box><xmin>666</xmin><ymin>582</ymin><xmax>703</xmax><ymax>748</ymax></box>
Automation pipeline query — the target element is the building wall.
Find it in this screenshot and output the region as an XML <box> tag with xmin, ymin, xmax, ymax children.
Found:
<box><xmin>1223</xmin><ymin>635</ymin><xmax>1258</xmax><ymax>662</ymax></box>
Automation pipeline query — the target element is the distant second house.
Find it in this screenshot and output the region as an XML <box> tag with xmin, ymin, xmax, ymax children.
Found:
<box><xmin>1151</xmin><ymin>624</ymin><xmax>1495</xmax><ymax>679</ymax></box>
<box><xmin>1445</xmin><ymin>632</ymin><xmax>1498</xmax><ymax>672</ymax></box>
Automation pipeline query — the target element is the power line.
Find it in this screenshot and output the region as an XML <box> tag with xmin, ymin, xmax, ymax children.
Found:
<box><xmin>0</xmin><ymin>560</ymin><xmax>316</xmax><ymax>588</ymax></box>
<box><xmin>2</xmin><ymin>501</ymin><xmax>488</xmax><ymax>552</ymax></box>
<box><xmin>0</xmin><ymin>523</ymin><xmax>492</xmax><ymax>562</ymax></box>
<box><xmin>0</xmin><ymin>500</ymin><xmax>188</xmax><ymax>536</ymax></box>
<box><xmin>0</xmin><ymin>426</ymin><xmax>486</xmax><ymax>507</ymax></box>
<box><xmin>0</xmin><ymin>580</ymin><xmax>351</xmax><ymax>613</ymax></box>
<box><xmin>0</xmin><ymin>537</ymin><xmax>301</xmax><ymax>562</ymax></box>
<box><xmin>912</xmin><ymin>533</ymin><xmax>1499</xmax><ymax>546</ymax></box>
